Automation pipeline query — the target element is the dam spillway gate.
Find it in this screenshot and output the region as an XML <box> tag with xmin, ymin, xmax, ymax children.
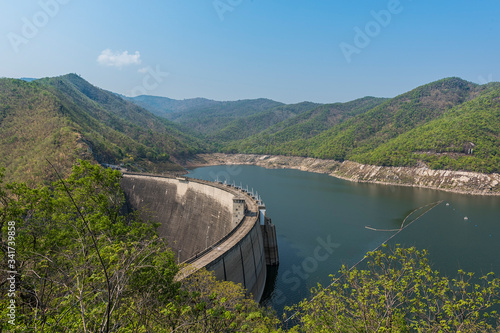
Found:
<box><xmin>120</xmin><ymin>172</ymin><xmax>278</xmax><ymax>302</ymax></box>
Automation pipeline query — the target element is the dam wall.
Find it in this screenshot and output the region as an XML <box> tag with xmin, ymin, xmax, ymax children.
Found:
<box><xmin>201</xmin><ymin>217</ymin><xmax>267</xmax><ymax>300</ymax></box>
<box><xmin>120</xmin><ymin>173</ymin><xmax>278</xmax><ymax>301</ymax></box>
<box><xmin>121</xmin><ymin>174</ymin><xmax>237</xmax><ymax>262</ymax></box>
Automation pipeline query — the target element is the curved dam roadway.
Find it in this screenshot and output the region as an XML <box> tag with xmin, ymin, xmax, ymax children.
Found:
<box><xmin>120</xmin><ymin>172</ymin><xmax>278</xmax><ymax>302</ymax></box>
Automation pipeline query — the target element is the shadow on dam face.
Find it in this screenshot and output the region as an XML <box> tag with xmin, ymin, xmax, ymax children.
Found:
<box><xmin>120</xmin><ymin>172</ymin><xmax>278</xmax><ymax>302</ymax></box>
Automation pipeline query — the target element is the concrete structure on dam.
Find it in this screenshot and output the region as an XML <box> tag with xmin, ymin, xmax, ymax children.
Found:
<box><xmin>120</xmin><ymin>172</ymin><xmax>278</xmax><ymax>301</ymax></box>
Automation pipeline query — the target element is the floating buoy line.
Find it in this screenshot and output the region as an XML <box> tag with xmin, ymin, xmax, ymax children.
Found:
<box><xmin>284</xmin><ymin>200</ymin><xmax>444</xmax><ymax>323</ymax></box>
<box><xmin>365</xmin><ymin>200</ymin><xmax>444</xmax><ymax>232</ymax></box>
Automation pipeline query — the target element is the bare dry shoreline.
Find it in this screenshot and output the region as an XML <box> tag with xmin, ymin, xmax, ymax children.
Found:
<box><xmin>184</xmin><ymin>153</ymin><xmax>500</xmax><ymax>196</ymax></box>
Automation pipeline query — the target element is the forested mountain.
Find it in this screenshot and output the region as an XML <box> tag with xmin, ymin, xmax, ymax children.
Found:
<box><xmin>124</xmin><ymin>95</ymin><xmax>219</xmax><ymax>117</ymax></box>
<box><xmin>0</xmin><ymin>74</ymin><xmax>204</xmax><ymax>184</ymax></box>
<box><xmin>207</xmin><ymin>102</ymin><xmax>321</xmax><ymax>144</ymax></box>
<box><xmin>355</xmin><ymin>84</ymin><xmax>500</xmax><ymax>173</ymax></box>
<box><xmin>227</xmin><ymin>77</ymin><xmax>499</xmax><ymax>173</ymax></box>
<box><xmin>224</xmin><ymin>96</ymin><xmax>387</xmax><ymax>152</ymax></box>
<box><xmin>129</xmin><ymin>94</ymin><xmax>387</xmax><ymax>145</ymax></box>
<box><xmin>129</xmin><ymin>95</ymin><xmax>284</xmax><ymax>135</ymax></box>
<box><xmin>0</xmin><ymin>78</ymin><xmax>85</xmax><ymax>184</ymax></box>
<box><xmin>38</xmin><ymin>74</ymin><xmax>203</xmax><ymax>153</ymax></box>
<box><xmin>303</xmin><ymin>78</ymin><xmax>483</xmax><ymax>159</ymax></box>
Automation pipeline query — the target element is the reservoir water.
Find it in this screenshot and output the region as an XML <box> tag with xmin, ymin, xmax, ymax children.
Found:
<box><xmin>185</xmin><ymin>165</ymin><xmax>500</xmax><ymax>317</ymax></box>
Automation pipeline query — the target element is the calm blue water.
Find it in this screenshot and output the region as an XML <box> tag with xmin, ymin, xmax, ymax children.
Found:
<box><xmin>185</xmin><ymin>165</ymin><xmax>500</xmax><ymax>316</ymax></box>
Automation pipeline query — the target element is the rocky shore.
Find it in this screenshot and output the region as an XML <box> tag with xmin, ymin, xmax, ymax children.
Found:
<box><xmin>184</xmin><ymin>153</ymin><xmax>500</xmax><ymax>196</ymax></box>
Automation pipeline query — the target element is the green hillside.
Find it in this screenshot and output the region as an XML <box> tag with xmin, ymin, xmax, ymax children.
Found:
<box><xmin>305</xmin><ymin>78</ymin><xmax>483</xmax><ymax>159</ymax></box>
<box><xmin>299</xmin><ymin>78</ymin><xmax>499</xmax><ymax>171</ymax></box>
<box><xmin>0</xmin><ymin>79</ymin><xmax>88</xmax><ymax>184</ymax></box>
<box><xmin>132</xmin><ymin>95</ymin><xmax>284</xmax><ymax>135</ymax></box>
<box><xmin>225</xmin><ymin>96</ymin><xmax>387</xmax><ymax>153</ymax></box>
<box><xmin>354</xmin><ymin>85</ymin><xmax>500</xmax><ymax>173</ymax></box>
<box><xmin>0</xmin><ymin>75</ymin><xmax>204</xmax><ymax>184</ymax></box>
<box><xmin>38</xmin><ymin>74</ymin><xmax>203</xmax><ymax>152</ymax></box>
<box><xmin>126</xmin><ymin>92</ymin><xmax>388</xmax><ymax>149</ymax></box>
<box><xmin>207</xmin><ymin>101</ymin><xmax>321</xmax><ymax>144</ymax></box>
<box><xmin>232</xmin><ymin>78</ymin><xmax>496</xmax><ymax>167</ymax></box>
<box><xmin>124</xmin><ymin>95</ymin><xmax>219</xmax><ymax>117</ymax></box>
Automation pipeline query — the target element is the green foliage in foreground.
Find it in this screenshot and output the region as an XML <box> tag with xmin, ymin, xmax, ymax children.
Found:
<box><xmin>288</xmin><ymin>246</ymin><xmax>500</xmax><ymax>332</ymax></box>
<box><xmin>0</xmin><ymin>161</ymin><xmax>278</xmax><ymax>332</ymax></box>
<box><xmin>1</xmin><ymin>162</ymin><xmax>499</xmax><ymax>332</ymax></box>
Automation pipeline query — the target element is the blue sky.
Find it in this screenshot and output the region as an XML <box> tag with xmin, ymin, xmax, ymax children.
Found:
<box><xmin>1</xmin><ymin>0</ymin><xmax>499</xmax><ymax>103</ymax></box>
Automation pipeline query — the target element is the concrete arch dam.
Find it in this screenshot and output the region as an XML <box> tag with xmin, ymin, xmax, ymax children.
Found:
<box><xmin>120</xmin><ymin>173</ymin><xmax>279</xmax><ymax>301</ymax></box>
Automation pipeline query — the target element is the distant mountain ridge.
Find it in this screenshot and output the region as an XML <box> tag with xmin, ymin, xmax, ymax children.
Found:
<box><xmin>126</xmin><ymin>95</ymin><xmax>285</xmax><ymax>135</ymax></box>
<box><xmin>123</xmin><ymin>95</ymin><xmax>219</xmax><ymax>116</ymax></box>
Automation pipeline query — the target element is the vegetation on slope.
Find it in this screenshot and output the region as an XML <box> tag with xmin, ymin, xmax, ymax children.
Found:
<box><xmin>127</xmin><ymin>77</ymin><xmax>499</xmax><ymax>174</ymax></box>
<box><xmin>38</xmin><ymin>74</ymin><xmax>205</xmax><ymax>158</ymax></box>
<box><xmin>130</xmin><ymin>94</ymin><xmax>387</xmax><ymax>150</ymax></box>
<box><xmin>2</xmin><ymin>74</ymin><xmax>499</xmax><ymax>183</ymax></box>
<box><xmin>124</xmin><ymin>95</ymin><xmax>220</xmax><ymax>117</ymax></box>
<box><xmin>208</xmin><ymin>102</ymin><xmax>321</xmax><ymax>144</ymax></box>
<box><xmin>0</xmin><ymin>75</ymin><xmax>206</xmax><ymax>184</ymax></box>
<box><xmin>301</xmin><ymin>77</ymin><xmax>482</xmax><ymax>160</ymax></box>
<box><xmin>225</xmin><ymin>96</ymin><xmax>387</xmax><ymax>154</ymax></box>
<box><xmin>353</xmin><ymin>87</ymin><xmax>500</xmax><ymax>173</ymax></box>
<box><xmin>0</xmin><ymin>78</ymin><xmax>90</xmax><ymax>185</ymax></box>
<box><xmin>131</xmin><ymin>95</ymin><xmax>284</xmax><ymax>135</ymax></box>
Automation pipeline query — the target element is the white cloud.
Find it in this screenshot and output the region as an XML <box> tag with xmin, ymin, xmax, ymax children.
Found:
<box><xmin>97</xmin><ymin>49</ymin><xmax>141</xmax><ymax>68</ymax></box>
<box><xmin>137</xmin><ymin>67</ymin><xmax>149</xmax><ymax>73</ymax></box>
